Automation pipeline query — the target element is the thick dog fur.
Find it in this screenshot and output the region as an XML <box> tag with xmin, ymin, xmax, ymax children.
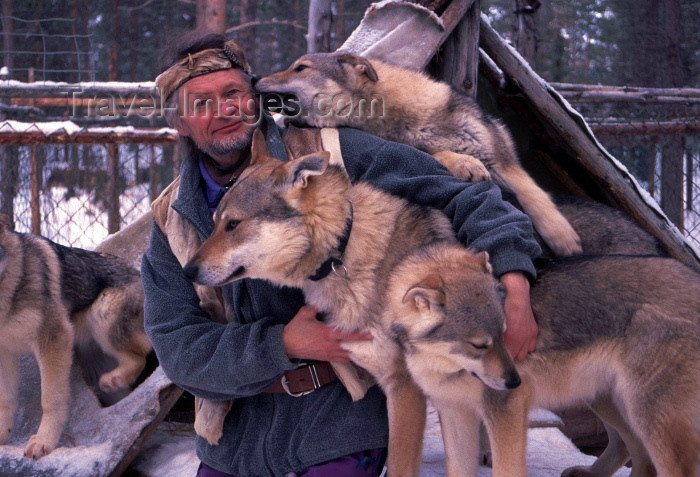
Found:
<box><xmin>255</xmin><ymin>52</ymin><xmax>582</xmax><ymax>257</ymax></box>
<box><xmin>0</xmin><ymin>217</ymin><xmax>151</xmax><ymax>458</ymax></box>
<box><xmin>183</xmin><ymin>130</ymin><xmax>694</xmax><ymax>475</ymax></box>
<box><xmin>391</xmin><ymin>248</ymin><xmax>700</xmax><ymax>477</ymax></box>
<box><xmin>184</xmin><ymin>130</ymin><xmax>460</xmax><ymax>476</ymax></box>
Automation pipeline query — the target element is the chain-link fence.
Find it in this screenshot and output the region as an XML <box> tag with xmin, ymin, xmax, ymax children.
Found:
<box><xmin>0</xmin><ymin>139</ymin><xmax>176</xmax><ymax>249</ymax></box>
<box><xmin>553</xmin><ymin>83</ymin><xmax>700</xmax><ymax>251</ymax></box>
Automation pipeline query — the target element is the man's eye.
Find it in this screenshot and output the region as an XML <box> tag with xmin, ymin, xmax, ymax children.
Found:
<box><xmin>225</xmin><ymin>220</ymin><xmax>240</xmax><ymax>231</ymax></box>
<box><xmin>294</xmin><ymin>64</ymin><xmax>308</xmax><ymax>72</ymax></box>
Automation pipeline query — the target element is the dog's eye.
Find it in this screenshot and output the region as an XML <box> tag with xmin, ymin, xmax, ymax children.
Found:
<box><xmin>294</xmin><ymin>64</ymin><xmax>309</xmax><ymax>73</ymax></box>
<box><xmin>225</xmin><ymin>220</ymin><xmax>240</xmax><ymax>231</ymax></box>
<box><xmin>469</xmin><ymin>342</ymin><xmax>490</xmax><ymax>350</ymax></box>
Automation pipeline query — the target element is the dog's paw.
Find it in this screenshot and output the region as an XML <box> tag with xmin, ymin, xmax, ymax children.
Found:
<box><xmin>432</xmin><ymin>151</ymin><xmax>491</xmax><ymax>182</ymax></box>
<box><xmin>194</xmin><ymin>399</ymin><xmax>232</xmax><ymax>446</ymax></box>
<box><xmin>540</xmin><ymin>219</ymin><xmax>583</xmax><ymax>257</ymax></box>
<box><xmin>24</xmin><ymin>434</ymin><xmax>57</xmax><ymax>459</ymax></box>
<box><xmin>560</xmin><ymin>466</ymin><xmax>596</xmax><ymax>477</ymax></box>
<box><xmin>98</xmin><ymin>371</ymin><xmax>130</xmax><ymax>393</ymax></box>
<box><xmin>194</xmin><ymin>422</ymin><xmax>223</xmax><ymax>446</ymax></box>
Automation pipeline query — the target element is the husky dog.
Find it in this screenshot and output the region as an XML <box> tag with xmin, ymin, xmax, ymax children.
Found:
<box><xmin>184</xmin><ymin>129</ymin><xmax>462</xmax><ymax>476</ymax></box>
<box><xmin>391</xmin><ymin>247</ymin><xmax>700</xmax><ymax>477</ymax></box>
<box><xmin>0</xmin><ymin>216</ymin><xmax>152</xmax><ymax>458</ymax></box>
<box><xmin>255</xmin><ymin>52</ymin><xmax>582</xmax><ymax>257</ymax></box>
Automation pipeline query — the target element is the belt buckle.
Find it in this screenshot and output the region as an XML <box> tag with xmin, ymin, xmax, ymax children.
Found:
<box><xmin>281</xmin><ymin>363</ymin><xmax>321</xmax><ymax>397</ymax></box>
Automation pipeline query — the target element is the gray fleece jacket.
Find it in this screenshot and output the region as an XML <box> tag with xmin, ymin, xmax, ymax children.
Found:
<box><xmin>141</xmin><ymin>123</ymin><xmax>541</xmax><ymax>476</ymax></box>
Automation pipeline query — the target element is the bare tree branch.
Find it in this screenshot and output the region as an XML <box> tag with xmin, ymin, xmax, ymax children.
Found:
<box><xmin>226</xmin><ymin>19</ymin><xmax>307</xmax><ymax>34</ymax></box>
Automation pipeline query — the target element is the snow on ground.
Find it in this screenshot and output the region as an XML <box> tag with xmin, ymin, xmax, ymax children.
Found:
<box><xmin>130</xmin><ymin>402</ymin><xmax>631</xmax><ymax>477</ymax></box>
<box><xmin>0</xmin><ymin>358</ymin><xmax>174</xmax><ymax>477</ymax></box>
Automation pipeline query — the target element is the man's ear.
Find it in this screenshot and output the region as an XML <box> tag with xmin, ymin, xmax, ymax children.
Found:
<box><xmin>250</xmin><ymin>128</ymin><xmax>273</xmax><ymax>167</ymax></box>
<box><xmin>174</xmin><ymin>115</ymin><xmax>189</xmax><ymax>137</ymax></box>
<box><xmin>402</xmin><ymin>273</ymin><xmax>445</xmax><ymax>312</ymax></box>
<box><xmin>282</xmin><ymin>151</ymin><xmax>330</xmax><ymax>189</ymax></box>
<box><xmin>337</xmin><ymin>54</ymin><xmax>378</xmax><ymax>82</ymax></box>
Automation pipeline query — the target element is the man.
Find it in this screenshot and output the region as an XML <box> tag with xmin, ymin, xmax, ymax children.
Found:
<box><xmin>141</xmin><ymin>31</ymin><xmax>541</xmax><ymax>477</ymax></box>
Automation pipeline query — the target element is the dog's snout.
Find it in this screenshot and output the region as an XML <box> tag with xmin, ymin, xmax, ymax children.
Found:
<box><xmin>182</xmin><ymin>263</ymin><xmax>199</xmax><ymax>282</ymax></box>
<box><xmin>505</xmin><ymin>371</ymin><xmax>521</xmax><ymax>389</ymax></box>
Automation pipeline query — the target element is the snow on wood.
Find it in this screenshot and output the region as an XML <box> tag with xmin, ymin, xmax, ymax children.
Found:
<box><xmin>0</xmin><ymin>357</ymin><xmax>180</xmax><ymax>477</ymax></box>
<box><xmin>0</xmin><ymin>120</ymin><xmax>177</xmax><ymax>144</ymax></box>
<box><xmin>0</xmin><ymin>79</ymin><xmax>157</xmax><ymax>98</ymax></box>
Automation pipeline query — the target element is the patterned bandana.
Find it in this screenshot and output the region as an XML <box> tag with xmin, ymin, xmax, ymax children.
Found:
<box><xmin>155</xmin><ymin>39</ymin><xmax>252</xmax><ymax>102</ymax></box>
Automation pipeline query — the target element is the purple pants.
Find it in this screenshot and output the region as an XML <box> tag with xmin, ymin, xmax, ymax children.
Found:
<box><xmin>196</xmin><ymin>448</ymin><xmax>386</xmax><ymax>477</ymax></box>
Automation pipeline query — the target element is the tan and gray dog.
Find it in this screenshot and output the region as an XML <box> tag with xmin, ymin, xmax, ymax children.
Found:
<box><xmin>0</xmin><ymin>216</ymin><xmax>152</xmax><ymax>458</ymax></box>
<box><xmin>391</xmin><ymin>246</ymin><xmax>700</xmax><ymax>477</ymax></box>
<box><xmin>184</xmin><ymin>130</ymin><xmax>698</xmax><ymax>476</ymax></box>
<box><xmin>184</xmin><ymin>129</ymin><xmax>463</xmax><ymax>477</ymax></box>
<box><xmin>255</xmin><ymin>52</ymin><xmax>582</xmax><ymax>257</ymax></box>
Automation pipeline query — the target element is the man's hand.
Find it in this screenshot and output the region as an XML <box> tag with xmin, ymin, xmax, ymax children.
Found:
<box><xmin>282</xmin><ymin>305</ymin><xmax>372</xmax><ymax>363</ymax></box>
<box><xmin>500</xmin><ymin>272</ymin><xmax>537</xmax><ymax>361</ymax></box>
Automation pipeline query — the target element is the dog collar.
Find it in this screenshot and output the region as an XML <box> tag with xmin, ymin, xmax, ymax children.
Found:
<box><xmin>308</xmin><ymin>203</ymin><xmax>353</xmax><ymax>281</ymax></box>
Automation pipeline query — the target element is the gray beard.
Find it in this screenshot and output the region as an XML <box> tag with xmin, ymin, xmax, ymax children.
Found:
<box><xmin>198</xmin><ymin>126</ymin><xmax>255</xmax><ymax>158</ymax></box>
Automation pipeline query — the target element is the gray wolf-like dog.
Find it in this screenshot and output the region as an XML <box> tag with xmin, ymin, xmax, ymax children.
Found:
<box><xmin>392</xmin><ymin>247</ymin><xmax>699</xmax><ymax>477</ymax></box>
<box><xmin>0</xmin><ymin>217</ymin><xmax>152</xmax><ymax>458</ymax></box>
<box><xmin>183</xmin><ymin>129</ymin><xmax>698</xmax><ymax>476</ymax></box>
<box><xmin>255</xmin><ymin>52</ymin><xmax>582</xmax><ymax>257</ymax></box>
<box><xmin>184</xmin><ymin>129</ymin><xmax>464</xmax><ymax>476</ymax></box>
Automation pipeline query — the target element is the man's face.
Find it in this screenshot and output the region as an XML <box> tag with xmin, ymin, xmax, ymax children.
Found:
<box><xmin>174</xmin><ymin>69</ymin><xmax>258</xmax><ymax>164</ymax></box>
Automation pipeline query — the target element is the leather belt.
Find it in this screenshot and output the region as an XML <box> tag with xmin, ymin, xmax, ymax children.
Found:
<box><xmin>265</xmin><ymin>361</ymin><xmax>337</xmax><ymax>397</ymax></box>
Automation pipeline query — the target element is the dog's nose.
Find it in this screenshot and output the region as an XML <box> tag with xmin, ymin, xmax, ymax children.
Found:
<box><xmin>505</xmin><ymin>371</ymin><xmax>521</xmax><ymax>389</ymax></box>
<box><xmin>182</xmin><ymin>263</ymin><xmax>199</xmax><ymax>282</ymax></box>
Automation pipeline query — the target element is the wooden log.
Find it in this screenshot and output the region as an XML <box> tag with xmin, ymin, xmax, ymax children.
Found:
<box><xmin>479</xmin><ymin>15</ymin><xmax>700</xmax><ymax>270</ymax></box>
<box><xmin>0</xmin><ymin>80</ymin><xmax>157</xmax><ymax>98</ymax></box>
<box><xmin>436</xmin><ymin>0</ymin><xmax>480</xmax><ymax>97</ymax></box>
<box><xmin>589</xmin><ymin>121</ymin><xmax>700</xmax><ymax>136</ymax></box>
<box><xmin>107</xmin><ymin>384</ymin><xmax>183</xmax><ymax>477</ymax></box>
<box><xmin>107</xmin><ymin>143</ymin><xmax>121</xmax><ymax>234</ymax></box>
<box><xmin>551</xmin><ymin>82</ymin><xmax>700</xmax><ymax>98</ymax></box>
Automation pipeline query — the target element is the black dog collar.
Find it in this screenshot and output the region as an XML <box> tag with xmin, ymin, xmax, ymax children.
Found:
<box><xmin>308</xmin><ymin>203</ymin><xmax>353</xmax><ymax>281</ymax></box>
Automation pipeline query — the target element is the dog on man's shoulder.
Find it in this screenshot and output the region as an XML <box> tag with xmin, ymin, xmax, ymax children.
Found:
<box><xmin>0</xmin><ymin>215</ymin><xmax>151</xmax><ymax>459</ymax></box>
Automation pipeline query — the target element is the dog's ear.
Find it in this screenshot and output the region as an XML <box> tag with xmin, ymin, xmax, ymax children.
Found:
<box><xmin>337</xmin><ymin>54</ymin><xmax>378</xmax><ymax>82</ymax></box>
<box><xmin>283</xmin><ymin>151</ymin><xmax>330</xmax><ymax>189</ymax></box>
<box><xmin>403</xmin><ymin>273</ymin><xmax>445</xmax><ymax>311</ymax></box>
<box><xmin>250</xmin><ymin>128</ymin><xmax>272</xmax><ymax>167</ymax></box>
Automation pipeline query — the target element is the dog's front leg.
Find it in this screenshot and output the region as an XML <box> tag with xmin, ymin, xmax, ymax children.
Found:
<box><xmin>194</xmin><ymin>397</ymin><xmax>233</xmax><ymax>446</ymax></box>
<box><xmin>0</xmin><ymin>351</ymin><xmax>19</xmax><ymax>445</ymax></box>
<box><xmin>482</xmin><ymin>387</ymin><xmax>529</xmax><ymax>477</ymax></box>
<box><xmin>383</xmin><ymin>374</ymin><xmax>426</xmax><ymax>477</ymax></box>
<box><xmin>435</xmin><ymin>402</ymin><xmax>481</xmax><ymax>477</ymax></box>
<box><xmin>26</xmin><ymin>320</ymin><xmax>73</xmax><ymax>458</ymax></box>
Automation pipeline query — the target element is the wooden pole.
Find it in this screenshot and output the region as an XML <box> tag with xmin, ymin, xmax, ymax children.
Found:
<box><xmin>686</xmin><ymin>142</ymin><xmax>694</xmax><ymax>212</ymax></box>
<box><xmin>107</xmin><ymin>144</ymin><xmax>120</xmax><ymax>234</ymax></box>
<box><xmin>436</xmin><ymin>0</ymin><xmax>480</xmax><ymax>98</ymax></box>
<box><xmin>197</xmin><ymin>0</ymin><xmax>227</xmax><ymax>34</ymax></box>
<box><xmin>149</xmin><ymin>144</ymin><xmax>159</xmax><ymax>201</ymax></box>
<box><xmin>27</xmin><ymin>67</ymin><xmax>41</xmax><ymax>234</ymax></box>
<box><xmin>30</xmin><ymin>145</ymin><xmax>40</xmax><ymax>234</ymax></box>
